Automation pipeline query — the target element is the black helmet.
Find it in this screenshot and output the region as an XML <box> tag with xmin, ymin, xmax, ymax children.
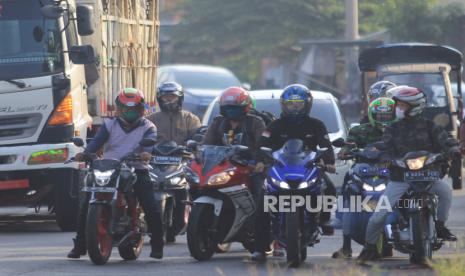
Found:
<box><xmin>157</xmin><ymin>81</ymin><xmax>184</xmax><ymax>111</ymax></box>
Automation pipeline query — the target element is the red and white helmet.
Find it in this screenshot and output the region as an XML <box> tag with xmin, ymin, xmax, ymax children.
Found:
<box><xmin>387</xmin><ymin>85</ymin><xmax>426</xmax><ymax>117</ymax></box>
<box><xmin>116</xmin><ymin>87</ymin><xmax>145</xmax><ymax>108</ymax></box>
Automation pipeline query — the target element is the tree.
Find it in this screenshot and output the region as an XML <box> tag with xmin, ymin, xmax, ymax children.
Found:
<box><xmin>169</xmin><ymin>0</ymin><xmax>464</xmax><ymax>87</ymax></box>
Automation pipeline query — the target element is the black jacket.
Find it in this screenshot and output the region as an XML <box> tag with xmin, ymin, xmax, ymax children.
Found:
<box><xmin>258</xmin><ymin>116</ymin><xmax>335</xmax><ymax>164</ymax></box>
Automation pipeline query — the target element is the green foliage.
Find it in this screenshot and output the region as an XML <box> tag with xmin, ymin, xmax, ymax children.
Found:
<box><xmin>169</xmin><ymin>0</ymin><xmax>464</xmax><ymax>86</ymax></box>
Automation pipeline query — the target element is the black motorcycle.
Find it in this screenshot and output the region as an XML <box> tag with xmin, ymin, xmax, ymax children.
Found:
<box><xmin>69</xmin><ymin>138</ymin><xmax>156</xmax><ymax>265</ymax></box>
<box><xmin>148</xmin><ymin>141</ymin><xmax>192</xmax><ymax>243</ymax></box>
<box><xmin>385</xmin><ymin>150</ymin><xmax>447</xmax><ymax>264</ymax></box>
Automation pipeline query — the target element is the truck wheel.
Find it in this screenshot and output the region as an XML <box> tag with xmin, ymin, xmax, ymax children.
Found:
<box><xmin>54</xmin><ymin>169</ymin><xmax>80</xmax><ymax>231</ymax></box>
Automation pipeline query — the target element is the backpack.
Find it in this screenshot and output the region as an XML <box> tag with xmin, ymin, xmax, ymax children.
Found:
<box><xmin>249</xmin><ymin>108</ymin><xmax>276</xmax><ymax>127</ymax></box>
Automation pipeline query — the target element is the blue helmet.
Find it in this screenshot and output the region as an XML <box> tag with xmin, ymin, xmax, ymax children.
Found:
<box><xmin>280</xmin><ymin>84</ymin><xmax>313</xmax><ymax>118</ymax></box>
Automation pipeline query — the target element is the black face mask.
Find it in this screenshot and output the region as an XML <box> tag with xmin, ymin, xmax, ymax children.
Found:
<box><xmin>160</xmin><ymin>97</ymin><xmax>181</xmax><ymax>112</ymax></box>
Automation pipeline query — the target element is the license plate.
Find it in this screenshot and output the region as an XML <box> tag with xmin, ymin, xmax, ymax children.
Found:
<box><xmin>404</xmin><ymin>170</ymin><xmax>440</xmax><ymax>181</ymax></box>
<box><xmin>82</xmin><ymin>186</ymin><xmax>116</xmax><ymax>193</ymax></box>
<box><xmin>152</xmin><ymin>156</ymin><xmax>182</xmax><ymax>164</ymax></box>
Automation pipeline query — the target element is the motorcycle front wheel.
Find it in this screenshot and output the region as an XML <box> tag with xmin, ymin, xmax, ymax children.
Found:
<box><xmin>86</xmin><ymin>204</ymin><xmax>113</xmax><ymax>265</ymax></box>
<box><xmin>187</xmin><ymin>203</ymin><xmax>215</xmax><ymax>261</ymax></box>
<box><xmin>286</xmin><ymin>209</ymin><xmax>304</xmax><ymax>268</ymax></box>
<box><xmin>410</xmin><ymin>208</ymin><xmax>432</xmax><ymax>264</ymax></box>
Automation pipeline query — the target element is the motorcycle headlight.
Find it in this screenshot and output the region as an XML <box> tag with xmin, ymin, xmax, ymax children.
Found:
<box><xmin>362</xmin><ymin>183</ymin><xmax>374</xmax><ymax>191</ymax></box>
<box><xmin>374</xmin><ymin>183</ymin><xmax>386</xmax><ymax>192</ymax></box>
<box><xmin>406</xmin><ymin>156</ymin><xmax>427</xmax><ymax>170</ymax></box>
<box><xmin>207</xmin><ymin>171</ymin><xmax>233</xmax><ymax>186</ymax></box>
<box><xmin>94</xmin><ymin>170</ymin><xmax>115</xmax><ymax>186</ymax></box>
<box><xmin>270</xmin><ymin>178</ymin><xmax>290</xmax><ymax>189</ymax></box>
<box><xmin>185</xmin><ymin>168</ymin><xmax>199</xmax><ymax>184</ymax></box>
<box><xmin>170</xmin><ymin>176</ymin><xmax>182</xmax><ymax>185</ymax></box>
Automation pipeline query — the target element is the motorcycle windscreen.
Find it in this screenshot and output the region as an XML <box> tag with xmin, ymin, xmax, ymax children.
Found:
<box><xmin>274</xmin><ymin>139</ymin><xmax>310</xmax><ymax>166</ymax></box>
<box><xmin>92</xmin><ymin>159</ymin><xmax>120</xmax><ymax>171</ymax></box>
<box><xmin>199</xmin><ymin>145</ymin><xmax>233</xmax><ymax>175</ymax></box>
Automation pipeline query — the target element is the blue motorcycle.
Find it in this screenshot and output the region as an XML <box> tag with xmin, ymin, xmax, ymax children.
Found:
<box><xmin>341</xmin><ymin>144</ymin><xmax>390</xmax><ymax>254</ymax></box>
<box><xmin>261</xmin><ymin>138</ymin><xmax>343</xmax><ymax>267</ymax></box>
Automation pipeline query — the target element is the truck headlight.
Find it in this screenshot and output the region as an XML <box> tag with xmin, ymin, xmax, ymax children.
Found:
<box><xmin>94</xmin><ymin>170</ymin><xmax>114</xmax><ymax>186</ymax></box>
<box><xmin>28</xmin><ymin>148</ymin><xmax>69</xmax><ymax>165</ymax></box>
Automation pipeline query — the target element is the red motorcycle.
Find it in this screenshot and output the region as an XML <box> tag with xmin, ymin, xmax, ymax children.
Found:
<box><xmin>185</xmin><ymin>141</ymin><xmax>256</xmax><ymax>261</ymax></box>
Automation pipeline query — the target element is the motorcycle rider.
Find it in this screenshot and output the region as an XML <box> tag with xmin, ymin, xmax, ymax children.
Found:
<box><xmin>332</xmin><ymin>97</ymin><xmax>396</xmax><ymax>259</ymax></box>
<box><xmin>360</xmin><ymin>80</ymin><xmax>397</xmax><ymax>124</ymax></box>
<box><xmin>67</xmin><ymin>88</ymin><xmax>165</xmax><ymax>259</ymax></box>
<box><xmin>358</xmin><ymin>86</ymin><xmax>459</xmax><ymax>262</ymax></box>
<box><xmin>254</xmin><ymin>84</ymin><xmax>336</xmax><ymax>262</ymax></box>
<box><xmin>146</xmin><ymin>81</ymin><xmax>201</xmax><ymax>243</ymax></box>
<box><xmin>202</xmin><ymin>86</ymin><xmax>268</xmax><ymax>257</ymax></box>
<box><xmin>202</xmin><ymin>87</ymin><xmax>266</xmax><ymax>195</ymax></box>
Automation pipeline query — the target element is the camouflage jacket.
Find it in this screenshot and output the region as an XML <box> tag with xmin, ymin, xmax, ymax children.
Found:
<box><xmin>382</xmin><ymin>116</ymin><xmax>452</xmax><ymax>158</ymax></box>
<box><xmin>340</xmin><ymin>123</ymin><xmax>384</xmax><ymax>155</ymax></box>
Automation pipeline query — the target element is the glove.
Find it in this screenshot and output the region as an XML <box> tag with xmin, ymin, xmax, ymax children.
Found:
<box><xmin>75</xmin><ymin>152</ymin><xmax>85</xmax><ymax>162</ymax></box>
<box><xmin>254</xmin><ymin>162</ymin><xmax>265</xmax><ymax>173</ymax></box>
<box><xmin>140</xmin><ymin>152</ymin><xmax>152</xmax><ymax>163</ymax></box>
<box><xmin>325</xmin><ymin>164</ymin><xmax>336</xmax><ymax>173</ymax></box>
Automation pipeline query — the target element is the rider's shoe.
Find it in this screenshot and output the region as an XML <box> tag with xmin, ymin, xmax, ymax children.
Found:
<box><xmin>332</xmin><ymin>247</ymin><xmax>352</xmax><ymax>259</ymax></box>
<box><xmin>67</xmin><ymin>238</ymin><xmax>86</xmax><ymax>259</ymax></box>
<box><xmin>357</xmin><ymin>243</ymin><xmax>381</xmax><ymax>262</ymax></box>
<box><xmin>436</xmin><ymin>221</ymin><xmax>457</xmax><ymax>241</ymax></box>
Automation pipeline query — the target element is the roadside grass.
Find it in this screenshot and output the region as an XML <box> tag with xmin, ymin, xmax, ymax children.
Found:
<box><xmin>431</xmin><ymin>255</ymin><xmax>465</xmax><ymax>276</ymax></box>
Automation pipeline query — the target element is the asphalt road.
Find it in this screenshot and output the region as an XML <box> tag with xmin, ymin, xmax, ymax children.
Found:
<box><xmin>1</xmin><ymin>189</ymin><xmax>464</xmax><ymax>276</ymax></box>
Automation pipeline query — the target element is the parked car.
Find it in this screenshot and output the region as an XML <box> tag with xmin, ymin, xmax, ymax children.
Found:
<box><xmin>202</xmin><ymin>90</ymin><xmax>351</xmax><ymax>188</ymax></box>
<box><xmin>157</xmin><ymin>64</ymin><xmax>243</xmax><ymax>117</ymax></box>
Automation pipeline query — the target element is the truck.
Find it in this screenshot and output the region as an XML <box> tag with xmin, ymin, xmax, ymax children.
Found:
<box><xmin>358</xmin><ymin>43</ymin><xmax>463</xmax><ymax>190</ymax></box>
<box><xmin>0</xmin><ymin>0</ymin><xmax>159</xmax><ymax>230</ymax></box>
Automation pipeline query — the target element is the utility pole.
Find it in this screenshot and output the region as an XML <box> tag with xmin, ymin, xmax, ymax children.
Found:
<box><xmin>345</xmin><ymin>0</ymin><xmax>359</xmax><ymax>99</ymax></box>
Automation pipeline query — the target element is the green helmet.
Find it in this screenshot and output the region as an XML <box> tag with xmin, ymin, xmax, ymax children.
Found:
<box><xmin>368</xmin><ymin>97</ymin><xmax>396</xmax><ymax>127</ymax></box>
<box><xmin>248</xmin><ymin>93</ymin><xmax>257</xmax><ymax>109</ymax></box>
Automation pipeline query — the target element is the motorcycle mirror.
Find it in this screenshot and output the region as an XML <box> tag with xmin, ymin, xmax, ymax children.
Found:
<box><xmin>331</xmin><ymin>138</ymin><xmax>345</xmax><ymax>148</ymax></box>
<box><xmin>72</xmin><ymin>137</ymin><xmax>85</xmax><ymax>147</ymax></box>
<box><xmin>140</xmin><ymin>138</ymin><xmax>157</xmax><ymax>147</ymax></box>
<box><xmin>187</xmin><ymin>140</ymin><xmax>198</xmax><ymax>151</ymax></box>
<box><xmin>234</xmin><ymin>145</ymin><xmax>249</xmax><ymax>152</ymax></box>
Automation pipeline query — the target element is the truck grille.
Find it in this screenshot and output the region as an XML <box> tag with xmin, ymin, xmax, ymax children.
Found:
<box><xmin>0</xmin><ymin>113</ymin><xmax>42</xmax><ymax>141</ymax></box>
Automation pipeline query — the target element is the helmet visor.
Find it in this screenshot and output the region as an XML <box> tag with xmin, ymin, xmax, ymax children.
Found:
<box><xmin>283</xmin><ymin>100</ymin><xmax>305</xmax><ymax>114</ymax></box>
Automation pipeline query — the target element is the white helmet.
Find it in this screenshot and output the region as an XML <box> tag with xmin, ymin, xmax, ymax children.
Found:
<box><xmin>388</xmin><ymin>85</ymin><xmax>426</xmax><ymax>117</ymax></box>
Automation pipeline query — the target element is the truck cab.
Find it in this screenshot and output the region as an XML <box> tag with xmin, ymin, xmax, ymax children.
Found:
<box><xmin>359</xmin><ymin>43</ymin><xmax>463</xmax><ymax>189</ymax></box>
<box><xmin>0</xmin><ymin>0</ymin><xmax>160</xmax><ymax>230</ymax></box>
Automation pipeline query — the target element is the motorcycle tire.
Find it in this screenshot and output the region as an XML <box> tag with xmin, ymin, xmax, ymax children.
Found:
<box><xmin>86</xmin><ymin>204</ymin><xmax>113</xmax><ymax>265</ymax></box>
<box><xmin>118</xmin><ymin>232</ymin><xmax>144</xmax><ymax>261</ymax></box>
<box><xmin>286</xmin><ymin>209</ymin><xmax>303</xmax><ymax>268</ymax></box>
<box><xmin>187</xmin><ymin>203</ymin><xmax>215</xmax><ymax>261</ymax></box>
<box><xmin>410</xmin><ymin>209</ymin><xmax>432</xmax><ymax>264</ymax></box>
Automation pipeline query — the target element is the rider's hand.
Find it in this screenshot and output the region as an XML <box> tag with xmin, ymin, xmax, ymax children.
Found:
<box><xmin>140</xmin><ymin>152</ymin><xmax>152</xmax><ymax>163</ymax></box>
<box><xmin>337</xmin><ymin>151</ymin><xmax>349</xmax><ymax>159</ymax></box>
<box><xmin>325</xmin><ymin>164</ymin><xmax>336</xmax><ymax>173</ymax></box>
<box><xmin>254</xmin><ymin>162</ymin><xmax>265</xmax><ymax>173</ymax></box>
<box><xmin>448</xmin><ymin>147</ymin><xmax>461</xmax><ymax>159</ymax></box>
<box><xmin>75</xmin><ymin>152</ymin><xmax>85</xmax><ymax>162</ymax></box>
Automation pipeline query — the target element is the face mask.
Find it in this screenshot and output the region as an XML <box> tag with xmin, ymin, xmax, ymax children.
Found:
<box><xmin>395</xmin><ymin>107</ymin><xmax>405</xmax><ymax>120</ymax></box>
<box><xmin>223</xmin><ymin>106</ymin><xmax>244</xmax><ymax>120</ymax></box>
<box><xmin>121</xmin><ymin>110</ymin><xmax>140</xmax><ymax>123</ymax></box>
